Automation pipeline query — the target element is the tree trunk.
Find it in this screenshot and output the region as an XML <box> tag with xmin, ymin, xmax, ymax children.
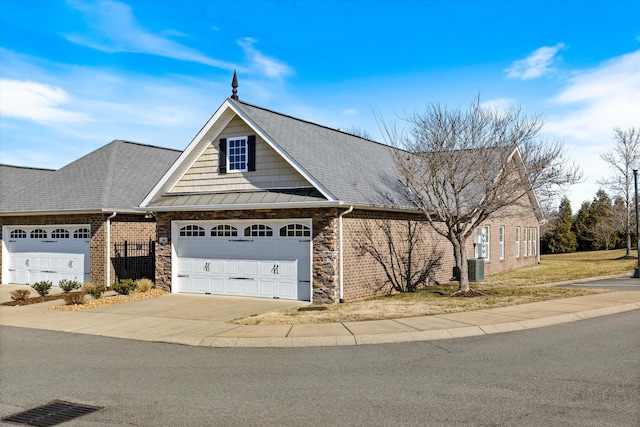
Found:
<box><xmin>454</xmin><ymin>237</ymin><xmax>470</xmax><ymax>292</ymax></box>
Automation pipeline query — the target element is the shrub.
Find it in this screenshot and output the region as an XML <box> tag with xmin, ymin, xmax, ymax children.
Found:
<box><xmin>112</xmin><ymin>279</ymin><xmax>137</xmax><ymax>295</ymax></box>
<box><xmin>83</xmin><ymin>284</ymin><xmax>106</xmax><ymax>299</ymax></box>
<box><xmin>135</xmin><ymin>278</ymin><xmax>154</xmax><ymax>293</ymax></box>
<box><xmin>10</xmin><ymin>289</ymin><xmax>31</xmax><ymax>302</ymax></box>
<box><xmin>59</xmin><ymin>279</ymin><xmax>82</xmax><ymax>293</ymax></box>
<box><xmin>63</xmin><ymin>291</ymin><xmax>86</xmax><ymax>305</ymax></box>
<box><xmin>31</xmin><ymin>281</ymin><xmax>53</xmax><ymax>297</ymax></box>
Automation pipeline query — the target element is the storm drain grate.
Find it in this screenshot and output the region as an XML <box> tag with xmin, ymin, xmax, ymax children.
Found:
<box><xmin>1</xmin><ymin>400</ymin><xmax>103</xmax><ymax>426</ymax></box>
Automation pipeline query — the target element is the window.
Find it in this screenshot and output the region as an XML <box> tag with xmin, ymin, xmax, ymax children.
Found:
<box><xmin>280</xmin><ymin>224</ymin><xmax>311</xmax><ymax>237</ymax></box>
<box><xmin>499</xmin><ymin>226</ymin><xmax>505</xmax><ymax>260</ymax></box>
<box><xmin>74</xmin><ymin>228</ymin><xmax>91</xmax><ymax>239</ymax></box>
<box><xmin>218</xmin><ymin>136</ymin><xmax>255</xmax><ymax>174</ymax></box>
<box><xmin>51</xmin><ymin>229</ymin><xmax>70</xmax><ymax>239</ymax></box>
<box><xmin>179</xmin><ymin>225</ymin><xmax>205</xmax><ymax>237</ymax></box>
<box><xmin>211</xmin><ymin>225</ymin><xmax>238</xmax><ymax>237</ymax></box>
<box><xmin>245</xmin><ymin>224</ymin><xmax>273</xmax><ymax>237</ymax></box>
<box><xmin>228</xmin><ymin>137</ymin><xmax>248</xmax><ymax>172</ymax></box>
<box><xmin>10</xmin><ymin>229</ymin><xmax>26</xmax><ymax>239</ymax></box>
<box><xmin>523</xmin><ymin>227</ymin><xmax>529</xmax><ymax>257</ymax></box>
<box><xmin>475</xmin><ymin>226</ymin><xmax>490</xmax><ymax>260</ymax></box>
<box><xmin>515</xmin><ymin>227</ymin><xmax>520</xmax><ymax>258</ymax></box>
<box><xmin>532</xmin><ymin>227</ymin><xmax>537</xmax><ymax>256</ymax></box>
<box><xmin>529</xmin><ymin>227</ymin><xmax>533</xmax><ymax>257</ymax></box>
<box><xmin>30</xmin><ymin>229</ymin><xmax>47</xmax><ymax>239</ymax></box>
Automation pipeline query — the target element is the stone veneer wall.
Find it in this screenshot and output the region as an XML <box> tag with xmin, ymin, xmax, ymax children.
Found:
<box><xmin>1</xmin><ymin>214</ymin><xmax>156</xmax><ymax>286</ymax></box>
<box><xmin>154</xmin><ymin>208</ymin><xmax>342</xmax><ymax>304</ymax></box>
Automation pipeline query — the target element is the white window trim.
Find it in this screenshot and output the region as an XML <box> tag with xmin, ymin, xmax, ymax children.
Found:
<box><xmin>227</xmin><ymin>136</ymin><xmax>248</xmax><ymax>173</ymax></box>
<box><xmin>499</xmin><ymin>226</ymin><xmax>505</xmax><ymax>260</ymax></box>
<box><xmin>515</xmin><ymin>227</ymin><xmax>520</xmax><ymax>258</ymax></box>
<box><xmin>475</xmin><ymin>226</ymin><xmax>490</xmax><ymax>260</ymax></box>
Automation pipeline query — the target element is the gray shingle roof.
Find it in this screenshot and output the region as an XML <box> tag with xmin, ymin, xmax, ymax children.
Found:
<box><xmin>231</xmin><ymin>99</ymin><xmax>413</xmax><ymax>209</ymax></box>
<box><xmin>0</xmin><ymin>165</ymin><xmax>55</xmax><ymax>200</ymax></box>
<box><xmin>0</xmin><ymin>140</ymin><xmax>181</xmax><ymax>214</ymax></box>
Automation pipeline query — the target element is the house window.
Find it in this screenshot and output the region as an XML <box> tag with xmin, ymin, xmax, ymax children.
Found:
<box><xmin>211</xmin><ymin>225</ymin><xmax>238</xmax><ymax>237</ymax></box>
<box><xmin>10</xmin><ymin>229</ymin><xmax>27</xmax><ymax>239</ymax></box>
<box><xmin>515</xmin><ymin>227</ymin><xmax>520</xmax><ymax>258</ymax></box>
<box><xmin>529</xmin><ymin>227</ymin><xmax>533</xmax><ymax>256</ymax></box>
<box><xmin>523</xmin><ymin>227</ymin><xmax>529</xmax><ymax>257</ymax></box>
<box><xmin>245</xmin><ymin>224</ymin><xmax>273</xmax><ymax>237</ymax></box>
<box><xmin>51</xmin><ymin>229</ymin><xmax>70</xmax><ymax>239</ymax></box>
<box><xmin>532</xmin><ymin>227</ymin><xmax>537</xmax><ymax>256</ymax></box>
<box><xmin>179</xmin><ymin>225</ymin><xmax>205</xmax><ymax>237</ymax></box>
<box><xmin>499</xmin><ymin>226</ymin><xmax>505</xmax><ymax>260</ymax></box>
<box><xmin>475</xmin><ymin>226</ymin><xmax>490</xmax><ymax>260</ymax></box>
<box><xmin>280</xmin><ymin>224</ymin><xmax>311</xmax><ymax>237</ymax></box>
<box><xmin>228</xmin><ymin>137</ymin><xmax>248</xmax><ymax>172</ymax></box>
<box><xmin>30</xmin><ymin>229</ymin><xmax>47</xmax><ymax>239</ymax></box>
<box><xmin>74</xmin><ymin>228</ymin><xmax>91</xmax><ymax>239</ymax></box>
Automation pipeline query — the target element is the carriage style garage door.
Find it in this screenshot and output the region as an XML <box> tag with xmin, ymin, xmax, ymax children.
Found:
<box><xmin>174</xmin><ymin>219</ymin><xmax>312</xmax><ymax>301</ymax></box>
<box><xmin>4</xmin><ymin>225</ymin><xmax>91</xmax><ymax>286</ymax></box>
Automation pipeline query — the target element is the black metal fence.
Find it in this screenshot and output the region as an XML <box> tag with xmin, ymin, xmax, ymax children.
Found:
<box><xmin>113</xmin><ymin>240</ymin><xmax>155</xmax><ymax>282</ymax></box>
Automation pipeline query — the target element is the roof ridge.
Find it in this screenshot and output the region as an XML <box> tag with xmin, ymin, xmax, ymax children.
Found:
<box><xmin>0</xmin><ymin>164</ymin><xmax>56</xmax><ymax>172</ymax></box>
<box><xmin>114</xmin><ymin>139</ymin><xmax>183</xmax><ymax>153</ymax></box>
<box><xmin>230</xmin><ymin>98</ymin><xmax>394</xmax><ymax>150</ymax></box>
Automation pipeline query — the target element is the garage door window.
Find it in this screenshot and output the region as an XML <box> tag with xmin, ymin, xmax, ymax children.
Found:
<box><xmin>74</xmin><ymin>228</ymin><xmax>91</xmax><ymax>239</ymax></box>
<box><xmin>180</xmin><ymin>225</ymin><xmax>205</xmax><ymax>237</ymax></box>
<box><xmin>245</xmin><ymin>224</ymin><xmax>273</xmax><ymax>237</ymax></box>
<box><xmin>10</xmin><ymin>229</ymin><xmax>27</xmax><ymax>239</ymax></box>
<box><xmin>211</xmin><ymin>225</ymin><xmax>238</xmax><ymax>237</ymax></box>
<box><xmin>280</xmin><ymin>224</ymin><xmax>311</xmax><ymax>237</ymax></box>
<box><xmin>51</xmin><ymin>229</ymin><xmax>70</xmax><ymax>239</ymax></box>
<box><xmin>30</xmin><ymin>229</ymin><xmax>47</xmax><ymax>239</ymax></box>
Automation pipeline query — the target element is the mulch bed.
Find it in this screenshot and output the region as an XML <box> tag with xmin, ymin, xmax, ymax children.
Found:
<box><xmin>1</xmin><ymin>292</ymin><xmax>81</xmax><ymax>306</ymax></box>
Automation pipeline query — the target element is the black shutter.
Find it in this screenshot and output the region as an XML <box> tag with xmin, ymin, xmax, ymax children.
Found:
<box><xmin>218</xmin><ymin>138</ymin><xmax>227</xmax><ymax>174</ymax></box>
<box><xmin>247</xmin><ymin>135</ymin><xmax>256</xmax><ymax>172</ymax></box>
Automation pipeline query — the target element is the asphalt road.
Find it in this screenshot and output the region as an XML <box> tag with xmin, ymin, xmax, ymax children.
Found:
<box><xmin>1</xmin><ymin>311</ymin><xmax>639</xmax><ymax>427</ymax></box>
<box><xmin>564</xmin><ymin>276</ymin><xmax>640</xmax><ymax>291</ymax></box>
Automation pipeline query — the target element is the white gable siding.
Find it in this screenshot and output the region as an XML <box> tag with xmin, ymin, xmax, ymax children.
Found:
<box><xmin>170</xmin><ymin>116</ymin><xmax>310</xmax><ymax>193</ymax></box>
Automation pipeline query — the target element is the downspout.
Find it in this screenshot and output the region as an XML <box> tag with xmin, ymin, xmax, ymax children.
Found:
<box><xmin>106</xmin><ymin>212</ymin><xmax>117</xmax><ymax>287</ymax></box>
<box><xmin>338</xmin><ymin>206</ymin><xmax>354</xmax><ymax>303</ymax></box>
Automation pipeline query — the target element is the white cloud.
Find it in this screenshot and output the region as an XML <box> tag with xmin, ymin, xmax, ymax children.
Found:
<box><xmin>506</xmin><ymin>43</ymin><xmax>566</xmax><ymax>80</ymax></box>
<box><xmin>341</xmin><ymin>108</ymin><xmax>358</xmax><ymax>116</ymax></box>
<box><xmin>66</xmin><ymin>0</ymin><xmax>238</xmax><ymax>70</ymax></box>
<box><xmin>238</xmin><ymin>37</ymin><xmax>293</xmax><ymax>79</ymax></box>
<box><xmin>0</xmin><ymin>79</ymin><xmax>90</xmax><ymax>124</ymax></box>
<box><xmin>481</xmin><ymin>97</ymin><xmax>517</xmax><ymax>111</ymax></box>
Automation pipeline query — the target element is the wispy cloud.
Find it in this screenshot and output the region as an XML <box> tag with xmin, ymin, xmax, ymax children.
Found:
<box><xmin>238</xmin><ymin>37</ymin><xmax>293</xmax><ymax>79</ymax></box>
<box><xmin>481</xmin><ymin>97</ymin><xmax>517</xmax><ymax>111</ymax></box>
<box><xmin>65</xmin><ymin>0</ymin><xmax>238</xmax><ymax>70</ymax></box>
<box><xmin>506</xmin><ymin>43</ymin><xmax>566</xmax><ymax>80</ymax></box>
<box><xmin>0</xmin><ymin>79</ymin><xmax>90</xmax><ymax>124</ymax></box>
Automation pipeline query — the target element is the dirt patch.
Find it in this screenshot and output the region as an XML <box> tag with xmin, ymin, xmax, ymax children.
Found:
<box><xmin>50</xmin><ymin>289</ymin><xmax>168</xmax><ymax>311</ymax></box>
<box><xmin>2</xmin><ymin>293</ymin><xmax>76</xmax><ymax>306</ymax></box>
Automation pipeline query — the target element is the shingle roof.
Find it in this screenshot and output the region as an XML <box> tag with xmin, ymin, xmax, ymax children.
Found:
<box><xmin>0</xmin><ymin>165</ymin><xmax>55</xmax><ymax>200</ymax></box>
<box><xmin>0</xmin><ymin>140</ymin><xmax>181</xmax><ymax>214</ymax></box>
<box><xmin>231</xmin><ymin>99</ymin><xmax>413</xmax><ymax>209</ymax></box>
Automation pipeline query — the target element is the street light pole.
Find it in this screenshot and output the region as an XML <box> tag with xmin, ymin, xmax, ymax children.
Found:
<box><xmin>633</xmin><ymin>166</ymin><xmax>640</xmax><ymax>278</ymax></box>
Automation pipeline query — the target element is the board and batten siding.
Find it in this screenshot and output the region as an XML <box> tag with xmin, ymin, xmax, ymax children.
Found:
<box><xmin>170</xmin><ymin>116</ymin><xmax>310</xmax><ymax>193</ymax></box>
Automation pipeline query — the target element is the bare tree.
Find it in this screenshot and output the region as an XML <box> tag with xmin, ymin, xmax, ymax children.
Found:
<box><xmin>599</xmin><ymin>127</ymin><xmax>640</xmax><ymax>257</ymax></box>
<box><xmin>379</xmin><ymin>96</ymin><xmax>582</xmax><ymax>294</ymax></box>
<box><xmin>354</xmin><ymin>219</ymin><xmax>443</xmax><ymax>293</ymax></box>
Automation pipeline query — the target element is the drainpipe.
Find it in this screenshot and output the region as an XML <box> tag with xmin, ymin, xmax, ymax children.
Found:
<box><xmin>338</xmin><ymin>206</ymin><xmax>354</xmax><ymax>303</ymax></box>
<box><xmin>106</xmin><ymin>212</ymin><xmax>117</xmax><ymax>287</ymax></box>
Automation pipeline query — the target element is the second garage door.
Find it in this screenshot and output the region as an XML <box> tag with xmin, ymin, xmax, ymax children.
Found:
<box><xmin>174</xmin><ymin>219</ymin><xmax>312</xmax><ymax>301</ymax></box>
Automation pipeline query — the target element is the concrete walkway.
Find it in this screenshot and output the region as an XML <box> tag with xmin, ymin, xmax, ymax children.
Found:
<box><xmin>1</xmin><ymin>283</ymin><xmax>639</xmax><ymax>348</ymax></box>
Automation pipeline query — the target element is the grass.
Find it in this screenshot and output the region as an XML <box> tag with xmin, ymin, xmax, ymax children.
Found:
<box><xmin>232</xmin><ymin>249</ymin><xmax>636</xmax><ymax>325</ymax></box>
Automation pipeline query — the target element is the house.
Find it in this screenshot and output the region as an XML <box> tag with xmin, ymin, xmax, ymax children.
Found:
<box><xmin>0</xmin><ymin>140</ymin><xmax>181</xmax><ymax>287</ymax></box>
<box><xmin>141</xmin><ymin>82</ymin><xmax>543</xmax><ymax>304</ymax></box>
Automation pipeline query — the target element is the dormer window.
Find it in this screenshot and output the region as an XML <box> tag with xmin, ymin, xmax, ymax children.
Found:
<box><xmin>228</xmin><ymin>137</ymin><xmax>248</xmax><ymax>172</ymax></box>
<box><xmin>218</xmin><ymin>135</ymin><xmax>256</xmax><ymax>174</ymax></box>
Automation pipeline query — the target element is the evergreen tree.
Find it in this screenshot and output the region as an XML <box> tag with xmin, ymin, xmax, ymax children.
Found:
<box><xmin>542</xmin><ymin>198</ymin><xmax>577</xmax><ymax>253</ymax></box>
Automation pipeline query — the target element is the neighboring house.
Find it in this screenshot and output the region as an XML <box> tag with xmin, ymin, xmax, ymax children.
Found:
<box><xmin>0</xmin><ymin>140</ymin><xmax>181</xmax><ymax>287</ymax></box>
<box><xmin>141</xmin><ymin>88</ymin><xmax>543</xmax><ymax>304</ymax></box>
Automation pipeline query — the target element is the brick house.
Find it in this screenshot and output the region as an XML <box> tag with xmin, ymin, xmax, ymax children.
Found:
<box><xmin>0</xmin><ymin>140</ymin><xmax>180</xmax><ymax>287</ymax></box>
<box><xmin>141</xmin><ymin>90</ymin><xmax>543</xmax><ymax>304</ymax></box>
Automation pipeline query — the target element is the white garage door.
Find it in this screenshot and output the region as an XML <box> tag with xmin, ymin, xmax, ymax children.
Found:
<box><xmin>4</xmin><ymin>225</ymin><xmax>90</xmax><ymax>286</ymax></box>
<box><xmin>174</xmin><ymin>219</ymin><xmax>312</xmax><ymax>301</ymax></box>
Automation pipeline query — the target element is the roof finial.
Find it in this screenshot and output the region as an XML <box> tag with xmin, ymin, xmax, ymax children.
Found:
<box><xmin>231</xmin><ymin>70</ymin><xmax>238</xmax><ymax>100</ymax></box>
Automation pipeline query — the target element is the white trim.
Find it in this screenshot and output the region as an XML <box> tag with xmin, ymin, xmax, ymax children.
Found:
<box><xmin>227</xmin><ymin>135</ymin><xmax>249</xmax><ymax>173</ymax></box>
<box><xmin>338</xmin><ymin>206</ymin><xmax>354</xmax><ymax>303</ymax></box>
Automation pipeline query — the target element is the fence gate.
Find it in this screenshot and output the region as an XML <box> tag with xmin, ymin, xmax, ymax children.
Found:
<box><xmin>113</xmin><ymin>240</ymin><xmax>155</xmax><ymax>282</ymax></box>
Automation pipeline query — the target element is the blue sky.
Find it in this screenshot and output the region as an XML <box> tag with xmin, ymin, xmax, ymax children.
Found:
<box><xmin>1</xmin><ymin>0</ymin><xmax>639</xmax><ymax>211</ymax></box>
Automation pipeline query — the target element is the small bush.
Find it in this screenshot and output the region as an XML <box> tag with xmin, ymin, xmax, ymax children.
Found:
<box><xmin>10</xmin><ymin>289</ymin><xmax>31</xmax><ymax>302</ymax></box>
<box><xmin>112</xmin><ymin>279</ymin><xmax>137</xmax><ymax>295</ymax></box>
<box><xmin>135</xmin><ymin>278</ymin><xmax>154</xmax><ymax>293</ymax></box>
<box><xmin>31</xmin><ymin>281</ymin><xmax>53</xmax><ymax>297</ymax></box>
<box><xmin>59</xmin><ymin>279</ymin><xmax>82</xmax><ymax>293</ymax></box>
<box><xmin>63</xmin><ymin>291</ymin><xmax>86</xmax><ymax>305</ymax></box>
<box><xmin>83</xmin><ymin>284</ymin><xmax>106</xmax><ymax>299</ymax></box>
